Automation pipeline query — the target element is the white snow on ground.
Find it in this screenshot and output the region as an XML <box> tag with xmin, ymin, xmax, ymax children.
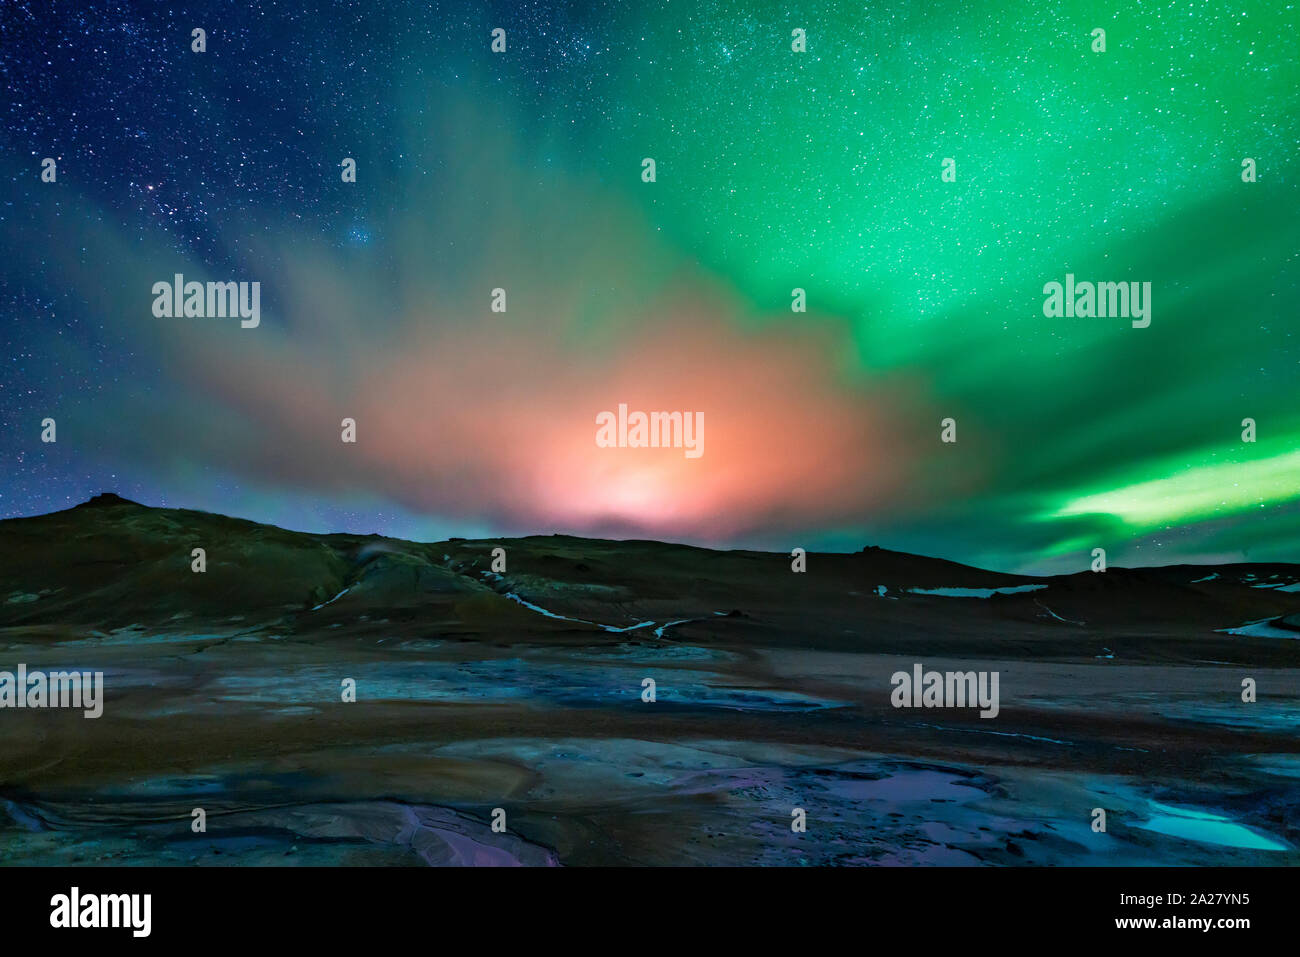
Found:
<box><xmin>1189</xmin><ymin>571</ymin><xmax>1299</xmax><ymax>592</ymax></box>
<box><xmin>1035</xmin><ymin>599</ymin><xmax>1085</xmax><ymax>626</ymax></box>
<box><xmin>310</xmin><ymin>587</ymin><xmax>351</xmax><ymax>611</ymax></box>
<box><xmin>905</xmin><ymin>584</ymin><xmax>1047</xmax><ymax>598</ymax></box>
<box><xmin>601</xmin><ymin>621</ymin><xmax>656</xmax><ymax>634</ymax></box>
<box><xmin>1218</xmin><ymin>618</ymin><xmax>1299</xmax><ymax>639</ymax></box>
<box><xmin>498</xmin><ymin>588</ymin><xmax>657</xmax><ymax>633</ymax></box>
<box><xmin>501</xmin><ymin>590</ymin><xmax>582</xmax><ymax>623</ymax></box>
<box><xmin>479</xmin><ymin>570</ymin><xmax>722</xmax><ymax>638</ymax></box>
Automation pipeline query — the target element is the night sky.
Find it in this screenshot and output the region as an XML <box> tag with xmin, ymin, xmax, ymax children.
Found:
<box><xmin>2</xmin><ymin>0</ymin><xmax>1297</xmax><ymax>573</ymax></box>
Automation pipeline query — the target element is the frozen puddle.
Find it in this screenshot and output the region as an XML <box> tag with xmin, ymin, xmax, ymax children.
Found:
<box><xmin>208</xmin><ymin>660</ymin><xmax>844</xmax><ymax>713</ymax></box>
<box><xmin>821</xmin><ymin>767</ymin><xmax>985</xmax><ymax>804</ymax></box>
<box><xmin>1136</xmin><ymin>801</ymin><xmax>1289</xmax><ymax>852</ymax></box>
<box><xmin>1217</xmin><ymin>618</ymin><xmax>1299</xmax><ymax>639</ymax></box>
<box><xmin>905</xmin><ymin>584</ymin><xmax>1047</xmax><ymax>598</ymax></box>
<box><xmin>914</xmin><ymin>721</ymin><xmax>1075</xmax><ymax>747</ymax></box>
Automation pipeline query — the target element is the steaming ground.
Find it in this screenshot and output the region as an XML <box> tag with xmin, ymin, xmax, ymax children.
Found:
<box><xmin>0</xmin><ymin>495</ymin><xmax>1296</xmax><ymax>865</ymax></box>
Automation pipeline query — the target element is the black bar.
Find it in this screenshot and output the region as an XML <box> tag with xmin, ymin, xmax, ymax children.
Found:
<box><xmin>0</xmin><ymin>866</ymin><xmax>1284</xmax><ymax>943</ymax></box>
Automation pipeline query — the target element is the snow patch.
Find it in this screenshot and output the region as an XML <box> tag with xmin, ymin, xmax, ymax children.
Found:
<box><xmin>906</xmin><ymin>584</ymin><xmax>1047</xmax><ymax>598</ymax></box>
<box><xmin>1218</xmin><ymin>618</ymin><xmax>1299</xmax><ymax>639</ymax></box>
<box><xmin>310</xmin><ymin>587</ymin><xmax>351</xmax><ymax>611</ymax></box>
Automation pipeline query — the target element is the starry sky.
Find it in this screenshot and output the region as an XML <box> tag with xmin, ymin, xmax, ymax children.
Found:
<box><xmin>2</xmin><ymin>0</ymin><xmax>1298</xmax><ymax>573</ymax></box>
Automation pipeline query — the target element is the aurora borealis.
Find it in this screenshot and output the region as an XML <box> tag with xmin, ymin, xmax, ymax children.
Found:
<box><xmin>2</xmin><ymin>0</ymin><xmax>1297</xmax><ymax>573</ymax></box>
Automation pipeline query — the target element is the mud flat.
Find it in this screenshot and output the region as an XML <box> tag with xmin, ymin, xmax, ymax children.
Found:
<box><xmin>0</xmin><ymin>498</ymin><xmax>1296</xmax><ymax>865</ymax></box>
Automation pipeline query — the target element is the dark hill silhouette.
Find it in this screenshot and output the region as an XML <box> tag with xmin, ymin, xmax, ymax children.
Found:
<box><xmin>1</xmin><ymin>494</ymin><xmax>1297</xmax><ymax>663</ymax></box>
